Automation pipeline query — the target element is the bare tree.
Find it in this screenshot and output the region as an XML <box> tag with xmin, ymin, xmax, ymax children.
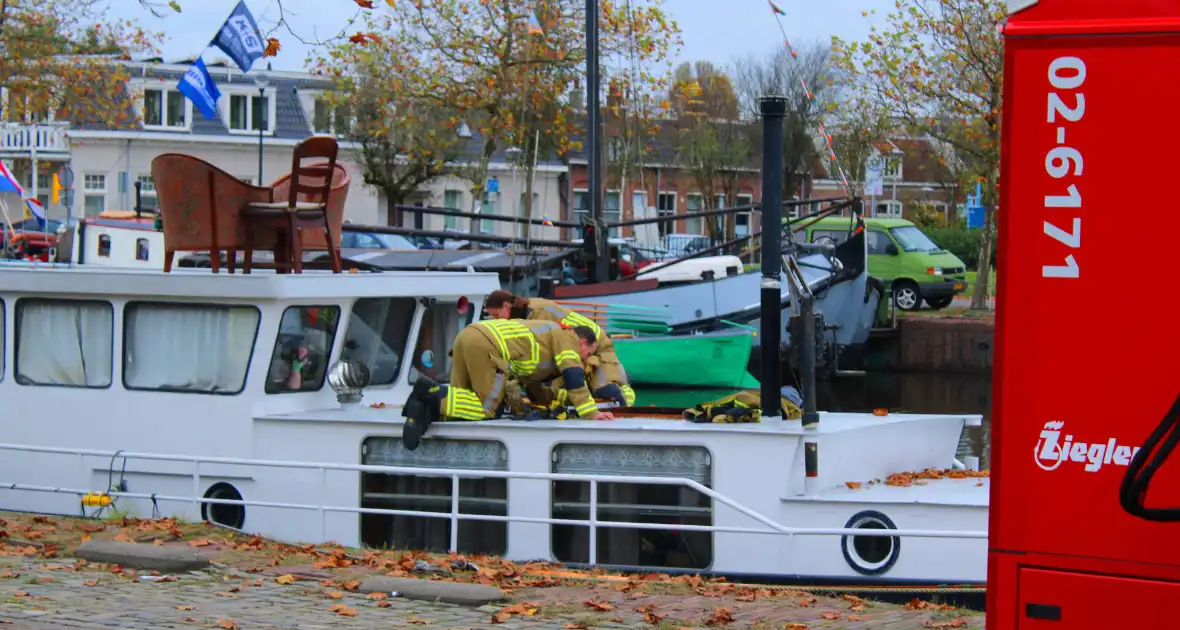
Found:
<box><xmin>732</xmin><ymin>44</ymin><xmax>836</xmax><ymax>207</ymax></box>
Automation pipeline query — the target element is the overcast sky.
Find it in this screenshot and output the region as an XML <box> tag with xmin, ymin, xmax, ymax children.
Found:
<box><xmin>112</xmin><ymin>0</ymin><xmax>896</xmax><ymax>71</ymax></box>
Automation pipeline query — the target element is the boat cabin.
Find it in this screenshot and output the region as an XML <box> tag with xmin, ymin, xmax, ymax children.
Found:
<box><xmin>55</xmin><ymin>210</ymin><xmax>166</xmax><ymax>269</ymax></box>
<box><xmin>0</xmin><ymin>262</ymin><xmax>987</xmax><ymax>585</ymax></box>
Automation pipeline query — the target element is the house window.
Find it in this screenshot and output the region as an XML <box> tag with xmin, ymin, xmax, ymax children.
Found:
<box><xmin>714</xmin><ymin>194</ymin><xmax>726</xmax><ymax>209</ymax></box>
<box><xmin>83</xmin><ymin>173</ymin><xmax>106</xmax><ymax>217</ymax></box>
<box><xmin>123</xmin><ymin>303</ymin><xmax>261</xmax><ymax>394</ymax></box>
<box><xmin>604</xmin><ymin>190</ymin><xmax>621</xmax><ymax>238</ymax></box>
<box><xmin>572</xmin><ymin>189</ymin><xmax>589</xmax><ymax>226</ymax></box>
<box><xmin>479</xmin><ymin>190</ymin><xmax>495</xmax><ymax>234</ymax></box>
<box><xmin>340</xmin><ymin>298</ymin><xmax>416</xmax><ymax>387</ymax></box>
<box><xmin>15</xmin><ymin>299</ymin><xmax>113</xmax><ymax>388</ymax></box>
<box><xmin>551</xmin><ymin>444</ymin><xmax>713</xmax><ymax>569</ymax></box>
<box><xmin>876</xmin><ymin>200</ymin><xmax>903</xmax><ymax>218</ymax></box>
<box><xmin>97</xmin><ymin>234</ymin><xmax>111</xmax><ymax>257</ymax></box>
<box><xmin>135</xmin><ymin>175</ymin><xmax>157</xmax><ymax>210</ymax></box>
<box><xmin>228</xmin><ymin>93</ymin><xmax>270</xmax><ymax>133</ymax></box>
<box><xmin>142</xmin><ymin>87</ymin><xmax>188</xmax><ymax>129</ymax></box>
<box><xmin>265</xmin><ymin>306</ymin><xmax>340</xmax><ymax>394</ymax></box>
<box><xmin>685</xmin><ymin>193</ymin><xmax>704</xmax><ymax>235</ymax></box>
<box><xmin>313</xmin><ymin>98</ymin><xmax>352</xmax><ymax>137</ymax></box>
<box><xmin>656</xmin><ymin>191</ymin><xmax>676</xmax><ymax>237</ymax></box>
<box><xmin>135</xmin><ymin>238</ymin><xmax>149</xmax><ymax>261</ymax></box>
<box><xmin>735</xmin><ymin>194</ymin><xmax>753</xmax><ymax>238</ymax></box>
<box><xmin>360</xmin><ymin>437</ymin><xmax>507</xmax><ymax>556</ymax></box>
<box><xmin>884</xmin><ymin>157</ymin><xmax>902</xmax><ymax>179</ymax></box>
<box><xmin>443</xmin><ymin>189</ymin><xmax>463</xmax><ymax>230</ymax></box>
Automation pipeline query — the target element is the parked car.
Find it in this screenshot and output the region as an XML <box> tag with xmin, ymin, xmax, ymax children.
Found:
<box><xmin>798</xmin><ymin>216</ymin><xmax>968</xmax><ymax>311</ymax></box>
<box><xmin>340</xmin><ymin>231</ymin><xmax>419</xmax><ymax>250</ymax></box>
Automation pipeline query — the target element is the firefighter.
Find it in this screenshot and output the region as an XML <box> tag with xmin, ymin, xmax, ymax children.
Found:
<box><xmin>400</xmin><ymin>319</ymin><xmax>615</xmax><ymax>450</ymax></box>
<box><xmin>484</xmin><ymin>290</ymin><xmax>635</xmax><ymax>406</ymax></box>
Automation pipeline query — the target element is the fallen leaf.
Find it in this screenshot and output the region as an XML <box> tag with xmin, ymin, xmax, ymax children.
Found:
<box><xmin>849</xmin><ymin>614</ymin><xmax>862</xmax><ymax>621</ymax></box>
<box><xmin>216</xmin><ymin>592</ymin><xmax>236</xmax><ymax>598</ymax></box>
<box><xmin>329</xmin><ymin>604</ymin><xmax>357</xmax><ymax>616</ymax></box>
<box><xmin>584</xmin><ymin>600</ymin><xmax>614</xmax><ymax>611</ymax></box>
<box><xmin>13</xmin><ymin>592</ymin><xmax>28</xmax><ymax>598</ymax></box>
<box><xmin>182</xmin><ymin>618</ymin><xmax>199</xmax><ymax>623</ymax></box>
<box><xmin>327</xmin><ymin>591</ymin><xmax>344</xmax><ymax>599</ymax></box>
<box><xmin>822</xmin><ymin>612</ymin><xmax>842</xmax><ymax>619</ymax></box>
<box><xmin>153</xmin><ymin>539</ymin><xmax>163</xmax><ymax>546</ymax></box>
<box><xmin>83</xmin><ymin>580</ymin><xmax>98</xmax><ymax>587</ymax></box>
<box><xmin>563</xmin><ymin>624</ymin><xmax>589</xmax><ymax>630</ymax></box>
<box><xmin>407</xmin><ymin>617</ymin><xmax>430</xmax><ymax>624</ymax></box>
<box><xmin>188</xmin><ymin>538</ymin><xmax>211</xmax><ymax>547</ymax></box>
<box><xmin>376</xmin><ymin>600</ymin><xmax>391</xmax><ymax>608</ymax></box>
<box><xmin>367</xmin><ymin>592</ymin><xmax>387</xmax><ymax>600</ymax></box>
<box><xmin>785</xmin><ymin>624</ymin><xmax>808</xmax><ymax>630</ymax></box>
<box><xmin>341</xmin><ymin>579</ymin><xmax>361</xmax><ymax>591</ymax></box>
<box><xmin>216</xmin><ymin>620</ymin><xmax>237</xmax><ymax>630</ymax></box>
<box><xmin>274</xmin><ymin>574</ymin><xmax>297</xmax><ymax>585</ymax></box>
<box><xmin>176</xmin><ymin>605</ymin><xmax>195</xmax><ymax>611</ymax></box>
<box><xmin>706</xmin><ymin>607</ymin><xmax>734</xmax><ymax>626</ymax></box>
<box><xmin>113</xmin><ymin>532</ymin><xmax>135</xmax><ymax>543</ymax></box>
<box><xmin>0</xmin><ymin>572</ymin><xmax>17</xmax><ymax>578</ymax></box>
<box><xmin>843</xmin><ymin>480</ymin><xmax>862</xmax><ymax>489</ymax></box>
<box><xmin>80</xmin><ymin>534</ymin><xmax>91</xmax><ymax>543</ymax></box>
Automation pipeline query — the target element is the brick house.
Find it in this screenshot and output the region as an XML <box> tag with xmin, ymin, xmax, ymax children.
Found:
<box><xmin>812</xmin><ymin>135</ymin><xmax>961</xmax><ymax>220</ymax></box>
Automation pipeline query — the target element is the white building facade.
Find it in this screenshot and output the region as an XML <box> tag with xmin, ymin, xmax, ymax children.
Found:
<box><xmin>0</xmin><ymin>59</ymin><xmax>568</xmax><ymax>241</ymax></box>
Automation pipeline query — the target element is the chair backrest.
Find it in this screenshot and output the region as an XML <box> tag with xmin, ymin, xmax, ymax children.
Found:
<box><xmin>269</xmin><ymin>163</ymin><xmax>351</xmax><ymax>251</ymax></box>
<box><xmin>151</xmin><ymin>153</ymin><xmax>275</xmax><ymax>252</ymax></box>
<box><xmin>286</xmin><ymin>136</ymin><xmax>339</xmax><ymax>208</ymax></box>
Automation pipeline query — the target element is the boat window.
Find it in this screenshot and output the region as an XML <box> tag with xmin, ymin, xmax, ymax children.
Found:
<box><xmin>124</xmin><ymin>303</ymin><xmax>261</xmax><ymax>395</ymax></box>
<box><xmin>340</xmin><ymin>298</ymin><xmax>415</xmax><ymax>386</ymax></box>
<box><xmin>135</xmin><ymin>238</ymin><xmax>149</xmax><ymax>261</ymax></box>
<box><xmin>408</xmin><ymin>299</ymin><xmax>476</xmax><ymax>384</ymax></box>
<box><xmin>15</xmin><ymin>299</ymin><xmax>113</xmax><ymax>388</ymax></box>
<box><xmin>360</xmin><ymin>437</ymin><xmax>507</xmax><ymax>556</ymax></box>
<box><xmin>97</xmin><ymin>234</ymin><xmax>111</xmax><ymax>257</ymax></box>
<box><xmin>264</xmin><ymin>306</ymin><xmax>340</xmax><ymax>394</ymax></box>
<box><xmin>551</xmin><ymin>444</ymin><xmax>713</xmax><ymax>570</ymax></box>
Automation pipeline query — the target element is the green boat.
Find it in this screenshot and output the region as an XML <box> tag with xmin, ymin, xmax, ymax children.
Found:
<box><xmin>613</xmin><ymin>329</ymin><xmax>760</xmax><ymax>389</ymax></box>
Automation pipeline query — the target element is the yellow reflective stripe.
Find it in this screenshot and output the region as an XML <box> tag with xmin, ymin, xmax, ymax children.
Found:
<box><xmin>562</xmin><ymin>311</ymin><xmax>604</xmax><ymax>341</ymax></box>
<box><xmin>476</xmin><ymin>320</ymin><xmax>540</xmax><ymax>377</ymax></box>
<box><xmin>621</xmin><ymin>384</ymin><xmax>636</xmax><ymax>406</ymax></box>
<box><xmin>574</xmin><ymin>400</ymin><xmax>599</xmax><ymax>417</ymax></box>
<box><xmin>554</xmin><ymin>349</ymin><xmax>580</xmax><ymax>368</ymax></box>
<box><xmin>444</xmin><ymin>387</ymin><xmax>489</xmax><ymax>420</ymax></box>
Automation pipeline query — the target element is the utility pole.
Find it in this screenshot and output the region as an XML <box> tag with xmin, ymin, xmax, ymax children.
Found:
<box><xmin>585</xmin><ymin>0</ymin><xmax>608</xmax><ymax>283</ymax></box>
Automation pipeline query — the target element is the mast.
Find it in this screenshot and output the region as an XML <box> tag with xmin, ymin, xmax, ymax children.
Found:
<box><xmin>758</xmin><ymin>96</ymin><xmax>786</xmax><ymax>420</ymax></box>
<box><xmin>585</xmin><ymin>0</ymin><xmax>608</xmax><ymax>282</ymax></box>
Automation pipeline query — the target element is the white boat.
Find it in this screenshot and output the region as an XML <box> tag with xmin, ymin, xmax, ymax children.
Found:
<box><xmin>0</xmin><ymin>262</ymin><xmax>987</xmax><ymax>585</ymax></box>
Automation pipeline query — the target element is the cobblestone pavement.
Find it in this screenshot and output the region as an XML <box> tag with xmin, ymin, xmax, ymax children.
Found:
<box><xmin>0</xmin><ymin>557</ymin><xmax>985</xmax><ymax>630</ymax></box>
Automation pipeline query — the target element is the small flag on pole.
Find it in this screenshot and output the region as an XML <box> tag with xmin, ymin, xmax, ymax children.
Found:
<box><xmin>211</xmin><ymin>0</ymin><xmax>266</xmax><ymax>73</ymax></box>
<box><xmin>23</xmin><ymin>198</ymin><xmax>46</xmax><ymax>223</ymax></box>
<box><xmin>51</xmin><ymin>172</ymin><xmax>61</xmax><ymax>204</ymax></box>
<box><xmin>542</xmin><ymin>216</ymin><xmax>554</xmax><ymax>226</ymax></box>
<box><xmin>178</xmin><ymin>58</ymin><xmax>222</xmax><ymax>121</ymax></box>
<box><xmin>768</xmin><ymin>0</ymin><xmax>786</xmax><ymax>15</ymax></box>
<box><xmin>0</xmin><ymin>161</ymin><xmax>23</xmax><ymax>195</ymax></box>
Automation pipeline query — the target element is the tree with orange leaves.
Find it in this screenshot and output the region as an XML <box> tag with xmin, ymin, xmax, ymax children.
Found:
<box><xmin>831</xmin><ymin>0</ymin><xmax>1005</xmax><ymax>311</ymax></box>
<box><xmin>1</xmin><ymin>0</ymin><xmax>158</xmax><ymax>130</ymax></box>
<box><xmin>316</xmin><ymin>0</ymin><xmax>679</xmax><ymax>229</ymax></box>
<box><xmin>311</xmin><ymin>35</ymin><xmax>471</xmax><ymax>223</ymax></box>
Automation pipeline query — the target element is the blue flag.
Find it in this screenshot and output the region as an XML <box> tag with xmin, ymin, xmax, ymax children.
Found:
<box><xmin>177</xmin><ymin>58</ymin><xmax>222</xmax><ymax>121</ymax></box>
<box><xmin>211</xmin><ymin>1</ymin><xmax>265</xmax><ymax>73</ymax></box>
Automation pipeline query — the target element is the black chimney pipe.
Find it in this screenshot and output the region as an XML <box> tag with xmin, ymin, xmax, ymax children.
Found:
<box><xmin>758</xmin><ymin>96</ymin><xmax>786</xmax><ymax>419</ymax></box>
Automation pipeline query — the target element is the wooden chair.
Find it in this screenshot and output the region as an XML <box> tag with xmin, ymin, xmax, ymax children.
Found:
<box><xmin>242</xmin><ymin>136</ymin><xmax>344</xmax><ymax>274</ymax></box>
<box><xmin>151</xmin><ymin>154</ymin><xmax>276</xmax><ymax>273</ymax></box>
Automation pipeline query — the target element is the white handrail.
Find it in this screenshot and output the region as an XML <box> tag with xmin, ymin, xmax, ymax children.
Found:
<box><xmin>0</xmin><ymin>442</ymin><xmax>988</xmax><ymax>567</ymax></box>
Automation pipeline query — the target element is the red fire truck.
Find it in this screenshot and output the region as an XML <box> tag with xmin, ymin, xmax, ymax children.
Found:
<box><xmin>991</xmin><ymin>1</ymin><xmax>1180</xmax><ymax>627</ymax></box>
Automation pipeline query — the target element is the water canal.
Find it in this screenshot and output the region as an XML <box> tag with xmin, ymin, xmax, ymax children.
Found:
<box><xmin>634</xmin><ymin>372</ymin><xmax>993</xmax><ymax>467</ymax></box>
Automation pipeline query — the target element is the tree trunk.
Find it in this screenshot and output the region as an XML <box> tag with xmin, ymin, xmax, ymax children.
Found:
<box><xmin>968</xmin><ymin>176</ymin><xmax>998</xmax><ymax>311</ymax></box>
<box><xmin>386</xmin><ymin>192</ymin><xmax>401</xmax><ymax>227</ymax></box>
<box><xmin>469</xmin><ymin>136</ymin><xmax>496</xmax><ymax>235</ymax></box>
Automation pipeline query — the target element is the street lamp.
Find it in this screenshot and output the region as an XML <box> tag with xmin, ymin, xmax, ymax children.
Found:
<box><xmin>254</xmin><ymin>65</ymin><xmax>270</xmax><ymax>184</ymax></box>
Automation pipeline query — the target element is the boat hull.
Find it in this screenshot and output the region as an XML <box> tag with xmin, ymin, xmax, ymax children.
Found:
<box><xmin>613</xmin><ymin>330</ymin><xmax>759</xmax><ymax>389</ymax></box>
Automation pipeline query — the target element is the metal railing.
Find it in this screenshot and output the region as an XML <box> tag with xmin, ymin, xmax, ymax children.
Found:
<box><xmin>0</xmin><ymin>123</ymin><xmax>69</xmax><ymax>153</ymax></box>
<box><xmin>0</xmin><ymin>443</ymin><xmax>988</xmax><ymax>566</ymax></box>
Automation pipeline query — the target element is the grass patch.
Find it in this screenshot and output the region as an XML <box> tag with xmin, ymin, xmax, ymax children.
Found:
<box><xmin>963</xmin><ymin>270</ymin><xmax>997</xmax><ymax>298</ymax></box>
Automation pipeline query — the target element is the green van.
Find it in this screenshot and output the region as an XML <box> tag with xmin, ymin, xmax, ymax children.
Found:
<box><xmin>798</xmin><ymin>217</ymin><xmax>968</xmax><ymax>311</ymax></box>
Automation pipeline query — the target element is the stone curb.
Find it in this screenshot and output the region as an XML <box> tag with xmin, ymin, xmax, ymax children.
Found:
<box><xmin>75</xmin><ymin>540</ymin><xmax>210</xmax><ymax>573</ymax></box>
<box><xmin>358</xmin><ymin>575</ymin><xmax>506</xmax><ymax>606</ymax></box>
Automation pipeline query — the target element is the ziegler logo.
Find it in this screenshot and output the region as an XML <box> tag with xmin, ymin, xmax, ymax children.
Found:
<box><xmin>1035</xmin><ymin>421</ymin><xmax>1142</xmax><ymax>472</ymax></box>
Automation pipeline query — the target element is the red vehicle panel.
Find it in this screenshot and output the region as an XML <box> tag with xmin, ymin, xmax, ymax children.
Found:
<box><xmin>992</xmin><ymin>1</ymin><xmax>1180</xmax><ymax>628</ymax></box>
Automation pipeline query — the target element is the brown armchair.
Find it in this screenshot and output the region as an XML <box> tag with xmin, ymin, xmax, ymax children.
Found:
<box><xmin>151</xmin><ymin>154</ymin><xmax>277</xmax><ymax>273</ymax></box>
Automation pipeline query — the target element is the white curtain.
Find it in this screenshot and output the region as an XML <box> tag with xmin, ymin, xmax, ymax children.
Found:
<box><xmin>124</xmin><ymin>304</ymin><xmax>258</xmax><ymax>392</ymax></box>
<box><xmin>17</xmin><ymin>301</ymin><xmax>113</xmax><ymax>387</ymax></box>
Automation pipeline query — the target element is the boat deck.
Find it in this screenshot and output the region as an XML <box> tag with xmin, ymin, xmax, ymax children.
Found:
<box><xmin>258</xmin><ymin>406</ymin><xmax>981</xmax><ymax>435</ymax></box>
<box><xmin>783</xmin><ymin>475</ymin><xmax>991</xmax><ymax>507</ymax></box>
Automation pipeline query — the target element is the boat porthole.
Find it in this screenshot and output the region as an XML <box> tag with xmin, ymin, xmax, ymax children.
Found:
<box><xmin>840</xmin><ymin>510</ymin><xmax>900</xmax><ymax>576</ymax></box>
<box><xmin>201</xmin><ymin>482</ymin><xmax>246</xmax><ymax>530</ymax></box>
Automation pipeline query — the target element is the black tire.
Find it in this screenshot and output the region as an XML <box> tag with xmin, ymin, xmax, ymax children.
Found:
<box><xmin>201</xmin><ymin>482</ymin><xmax>246</xmax><ymax>530</ymax></box>
<box><xmin>892</xmin><ymin>281</ymin><xmax>922</xmax><ymax>311</ymax></box>
<box><xmin>925</xmin><ymin>296</ymin><xmax>953</xmax><ymax>310</ymax></box>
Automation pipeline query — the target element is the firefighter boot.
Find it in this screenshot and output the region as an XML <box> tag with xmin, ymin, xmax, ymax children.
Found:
<box><xmin>402</xmin><ymin>380</ymin><xmax>442</xmax><ymax>451</ymax></box>
<box><xmin>593</xmin><ymin>383</ymin><xmax>627</xmax><ymax>406</ymax></box>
